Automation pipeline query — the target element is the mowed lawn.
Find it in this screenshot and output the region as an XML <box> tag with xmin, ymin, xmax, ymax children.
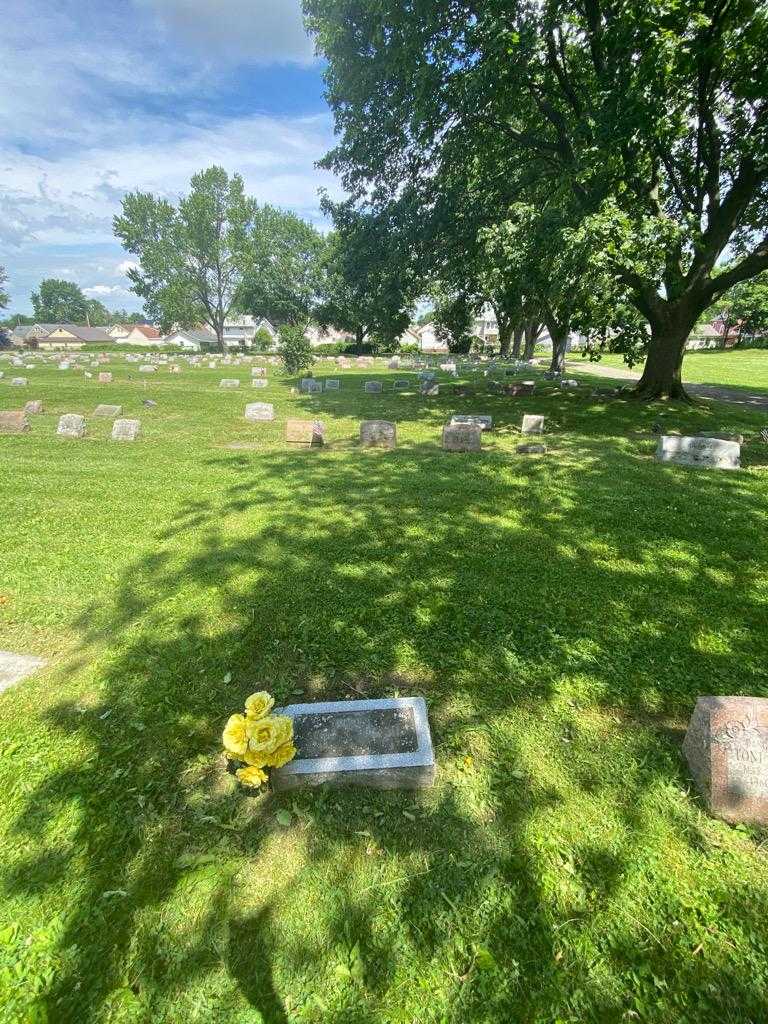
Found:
<box><xmin>1</xmin><ymin>355</ymin><xmax>768</xmax><ymax>1024</ymax></box>
<box><xmin>576</xmin><ymin>347</ymin><xmax>768</xmax><ymax>392</ymax></box>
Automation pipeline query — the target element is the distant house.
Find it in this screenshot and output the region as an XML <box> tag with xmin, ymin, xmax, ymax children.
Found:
<box><xmin>165</xmin><ymin>328</ymin><xmax>219</xmax><ymax>352</ymax></box>
<box><xmin>686</xmin><ymin>323</ymin><xmax>722</xmax><ymax>350</ymax></box>
<box><xmin>108</xmin><ymin>324</ymin><xmax>131</xmax><ymax>339</ymax></box>
<box><xmin>118</xmin><ymin>324</ymin><xmax>162</xmax><ymax>346</ymax></box>
<box><xmin>223</xmin><ymin>315</ymin><xmax>278</xmax><ymax>348</ymax></box>
<box><xmin>305</xmin><ymin>325</ymin><xmax>354</xmax><ymax>348</ymax></box>
<box><xmin>19</xmin><ymin>324</ymin><xmax>113</xmax><ymax>350</ymax></box>
<box><xmin>414</xmin><ymin>322</ymin><xmax>448</xmax><ymax>353</ymax></box>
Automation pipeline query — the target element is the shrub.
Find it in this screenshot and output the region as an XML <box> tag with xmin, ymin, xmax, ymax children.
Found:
<box><xmin>279</xmin><ymin>326</ymin><xmax>314</xmax><ymax>375</ymax></box>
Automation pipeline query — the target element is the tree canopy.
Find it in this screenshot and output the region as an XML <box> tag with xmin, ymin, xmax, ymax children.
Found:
<box><xmin>31</xmin><ymin>279</ymin><xmax>89</xmax><ymax>323</ymax></box>
<box><xmin>305</xmin><ymin>0</ymin><xmax>768</xmax><ymax>398</ymax></box>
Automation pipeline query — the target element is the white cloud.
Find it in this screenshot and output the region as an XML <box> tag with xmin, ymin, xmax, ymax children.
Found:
<box><xmin>117</xmin><ymin>260</ymin><xmax>140</xmax><ymax>276</ymax></box>
<box><xmin>84</xmin><ymin>285</ymin><xmax>130</xmax><ymax>297</ymax></box>
<box><xmin>137</xmin><ymin>0</ymin><xmax>315</xmax><ymax>64</ymax></box>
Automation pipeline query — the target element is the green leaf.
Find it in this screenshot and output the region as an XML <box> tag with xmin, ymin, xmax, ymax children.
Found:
<box><xmin>475</xmin><ymin>946</ymin><xmax>498</xmax><ymax>971</ymax></box>
<box><xmin>276</xmin><ymin>809</ymin><xmax>293</xmax><ymax>827</ymax></box>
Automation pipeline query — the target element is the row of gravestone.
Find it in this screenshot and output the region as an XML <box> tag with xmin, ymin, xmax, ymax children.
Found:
<box><xmin>0</xmin><ymin>409</ymin><xmax>140</xmax><ymax>440</ymax></box>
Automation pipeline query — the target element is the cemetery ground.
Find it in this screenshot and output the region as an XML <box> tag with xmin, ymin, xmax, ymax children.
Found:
<box><xmin>577</xmin><ymin>347</ymin><xmax>768</xmax><ymax>394</ymax></box>
<box><xmin>1</xmin><ymin>357</ymin><xmax>768</xmax><ymax>1024</ymax></box>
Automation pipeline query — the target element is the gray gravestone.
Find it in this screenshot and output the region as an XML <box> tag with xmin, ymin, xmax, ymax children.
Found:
<box><xmin>299</xmin><ymin>378</ymin><xmax>315</xmax><ymax>392</ymax></box>
<box><xmin>517</xmin><ymin>443</ymin><xmax>548</xmax><ymax>455</ymax></box>
<box><xmin>220</xmin><ymin>378</ymin><xmax>240</xmax><ymax>389</ymax></box>
<box><xmin>393</xmin><ymin>379</ymin><xmax>410</xmax><ymax>390</ymax></box>
<box><xmin>0</xmin><ymin>411</ymin><xmax>30</xmax><ymax>434</ymax></box>
<box><xmin>656</xmin><ymin>435</ymin><xmax>740</xmax><ymax>470</ymax></box>
<box><xmin>325</xmin><ymin>379</ymin><xmax>340</xmax><ymax>390</ymax></box>
<box><xmin>271</xmin><ymin>697</ymin><xmax>435</xmax><ymax>791</ymax></box>
<box><xmin>251</xmin><ymin>379</ymin><xmax>268</xmax><ymax>388</ymax></box>
<box><xmin>24</xmin><ymin>401</ymin><xmax>43</xmax><ymax>415</ymax></box>
<box><xmin>364</xmin><ymin>381</ymin><xmax>383</xmax><ymax>393</ymax></box>
<box><xmin>521</xmin><ymin>414</ymin><xmax>545</xmax><ymax>435</ymax></box>
<box><xmin>421</xmin><ymin>382</ymin><xmax>440</xmax><ymax>397</ymax></box>
<box><xmin>0</xmin><ymin>651</ymin><xmax>47</xmax><ymax>694</ymax></box>
<box><xmin>450</xmin><ymin>414</ymin><xmax>492</xmax><ymax>431</ymax></box>
<box><xmin>442</xmin><ymin>423</ymin><xmax>482</xmax><ymax>452</ymax></box>
<box><xmin>94</xmin><ymin>404</ymin><xmax>122</xmax><ymax>417</ymax></box>
<box><xmin>57</xmin><ymin>414</ymin><xmax>86</xmax><ymax>438</ymax></box>
<box><xmin>112</xmin><ymin>418</ymin><xmax>141</xmax><ymax>441</ymax></box>
<box><xmin>10</xmin><ymin>377</ymin><xmax>28</xmax><ymax>387</ymax></box>
<box><xmin>683</xmin><ymin>696</ymin><xmax>768</xmax><ymax>824</ymax></box>
<box><xmin>306</xmin><ymin>380</ymin><xmax>323</xmax><ymax>393</ymax></box>
<box><xmin>360</xmin><ymin>420</ymin><xmax>396</xmax><ymax>448</ymax></box>
<box><xmin>244</xmin><ymin>402</ymin><xmax>275</xmax><ymax>422</ymax></box>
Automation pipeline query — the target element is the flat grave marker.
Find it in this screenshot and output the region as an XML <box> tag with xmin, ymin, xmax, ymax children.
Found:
<box><xmin>517</xmin><ymin>443</ymin><xmax>548</xmax><ymax>455</ymax></box>
<box><xmin>393</xmin><ymin>379</ymin><xmax>410</xmax><ymax>391</ymax></box>
<box><xmin>10</xmin><ymin>378</ymin><xmax>28</xmax><ymax>387</ymax></box>
<box><xmin>251</xmin><ymin>379</ymin><xmax>268</xmax><ymax>389</ymax></box>
<box><xmin>98</xmin><ymin>372</ymin><xmax>113</xmax><ymax>383</ymax></box>
<box><xmin>220</xmin><ymin>378</ymin><xmax>241</xmax><ymax>389</ymax></box>
<box><xmin>421</xmin><ymin>382</ymin><xmax>440</xmax><ymax>397</ymax></box>
<box><xmin>244</xmin><ymin>402</ymin><xmax>275</xmax><ymax>422</ymax></box>
<box><xmin>684</xmin><ymin>696</ymin><xmax>768</xmax><ymax>824</ymax></box>
<box><xmin>24</xmin><ymin>401</ymin><xmax>43</xmax><ymax>415</ymax></box>
<box><xmin>521</xmin><ymin>414</ymin><xmax>545</xmax><ymax>435</ymax></box>
<box><xmin>94</xmin><ymin>404</ymin><xmax>123</xmax><ymax>418</ymax></box>
<box><xmin>0</xmin><ymin>651</ymin><xmax>47</xmax><ymax>695</ymax></box>
<box><xmin>271</xmin><ymin>697</ymin><xmax>435</xmax><ymax>791</ymax></box>
<box><xmin>139</xmin><ymin>365</ymin><xmax>156</xmax><ymax>373</ymax></box>
<box><xmin>360</xmin><ymin>420</ymin><xmax>396</xmax><ymax>449</ymax></box>
<box><xmin>450</xmin><ymin>414</ymin><xmax>492</xmax><ymax>431</ymax></box>
<box><xmin>655</xmin><ymin>435</ymin><xmax>740</xmax><ymax>470</ymax></box>
<box><xmin>364</xmin><ymin>381</ymin><xmax>383</xmax><ymax>393</ymax></box>
<box><xmin>324</xmin><ymin>379</ymin><xmax>340</xmax><ymax>391</ymax></box>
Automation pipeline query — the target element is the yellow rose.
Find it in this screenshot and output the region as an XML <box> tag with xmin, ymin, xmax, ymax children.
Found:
<box><xmin>271</xmin><ymin>715</ymin><xmax>294</xmax><ymax>747</ymax></box>
<box><xmin>235</xmin><ymin>765</ymin><xmax>268</xmax><ymax>788</ymax></box>
<box><xmin>246</xmin><ymin>716</ymin><xmax>283</xmax><ymax>755</ymax></box>
<box><xmin>222</xmin><ymin>713</ymin><xmax>249</xmax><ymax>758</ymax></box>
<box><xmin>244</xmin><ymin>691</ymin><xmax>275</xmax><ymax>721</ymax></box>
<box><xmin>266</xmin><ymin>741</ymin><xmax>296</xmax><ymax>769</ymax></box>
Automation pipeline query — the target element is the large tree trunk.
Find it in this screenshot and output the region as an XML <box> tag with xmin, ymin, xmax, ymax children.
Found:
<box><xmin>498</xmin><ymin>321</ymin><xmax>513</xmax><ymax>357</ymax></box>
<box><xmin>512</xmin><ymin>325</ymin><xmax>524</xmax><ymax>359</ymax></box>
<box><xmin>355</xmin><ymin>325</ymin><xmax>365</xmax><ymax>353</ymax></box>
<box><xmin>548</xmin><ymin>325</ymin><xmax>568</xmax><ymax>374</ymax></box>
<box><xmin>523</xmin><ymin>320</ymin><xmax>541</xmax><ymax>360</ymax></box>
<box><xmin>634</xmin><ymin>324</ymin><xmax>691</xmax><ymax>400</ymax></box>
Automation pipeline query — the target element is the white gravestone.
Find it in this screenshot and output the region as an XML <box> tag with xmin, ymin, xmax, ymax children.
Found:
<box><xmin>521</xmin><ymin>415</ymin><xmax>545</xmax><ymax>435</ymax></box>
<box><xmin>57</xmin><ymin>414</ymin><xmax>86</xmax><ymax>438</ymax></box>
<box><xmin>10</xmin><ymin>377</ymin><xmax>28</xmax><ymax>387</ymax></box>
<box><xmin>220</xmin><ymin>378</ymin><xmax>240</xmax><ymax>389</ymax></box>
<box><xmin>655</xmin><ymin>435</ymin><xmax>740</xmax><ymax>470</ymax></box>
<box><xmin>450</xmin><ymin>414</ymin><xmax>492</xmax><ymax>431</ymax></box>
<box><xmin>139</xmin><ymin>365</ymin><xmax>156</xmax><ymax>373</ymax></box>
<box><xmin>251</xmin><ymin>379</ymin><xmax>268</xmax><ymax>388</ymax></box>
<box><xmin>244</xmin><ymin>402</ymin><xmax>275</xmax><ymax>422</ymax></box>
<box><xmin>112</xmin><ymin>418</ymin><xmax>141</xmax><ymax>441</ymax></box>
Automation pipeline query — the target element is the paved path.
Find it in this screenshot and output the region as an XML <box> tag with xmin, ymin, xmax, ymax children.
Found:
<box><xmin>566</xmin><ymin>360</ymin><xmax>768</xmax><ymax>413</ymax></box>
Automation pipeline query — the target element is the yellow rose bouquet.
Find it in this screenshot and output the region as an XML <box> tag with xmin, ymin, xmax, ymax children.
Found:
<box><xmin>222</xmin><ymin>691</ymin><xmax>297</xmax><ymax>790</ymax></box>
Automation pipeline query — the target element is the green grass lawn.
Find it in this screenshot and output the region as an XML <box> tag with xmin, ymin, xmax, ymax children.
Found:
<box><xmin>1</xmin><ymin>355</ymin><xmax>768</xmax><ymax>1024</ymax></box>
<box><xmin>576</xmin><ymin>347</ymin><xmax>768</xmax><ymax>393</ymax></box>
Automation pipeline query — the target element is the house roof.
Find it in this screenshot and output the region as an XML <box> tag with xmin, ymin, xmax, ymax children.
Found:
<box><xmin>129</xmin><ymin>324</ymin><xmax>161</xmax><ymax>339</ymax></box>
<box><xmin>35</xmin><ymin>324</ymin><xmax>112</xmax><ymax>342</ymax></box>
<box><xmin>167</xmin><ymin>329</ymin><xmax>218</xmax><ymax>344</ymax></box>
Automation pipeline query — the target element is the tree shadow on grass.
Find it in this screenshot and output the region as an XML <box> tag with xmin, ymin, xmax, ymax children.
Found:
<box><xmin>4</xmin><ymin>430</ymin><xmax>768</xmax><ymax>1022</ymax></box>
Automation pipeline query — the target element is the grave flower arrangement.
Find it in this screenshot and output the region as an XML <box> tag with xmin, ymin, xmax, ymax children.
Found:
<box><xmin>222</xmin><ymin>691</ymin><xmax>296</xmax><ymax>789</ymax></box>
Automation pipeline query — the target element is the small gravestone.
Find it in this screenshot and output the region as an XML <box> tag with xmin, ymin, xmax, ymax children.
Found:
<box><xmin>306</xmin><ymin>380</ymin><xmax>323</xmax><ymax>393</ymax></box>
<box><xmin>220</xmin><ymin>378</ymin><xmax>240</xmax><ymax>389</ymax></box>
<box><xmin>10</xmin><ymin>377</ymin><xmax>27</xmax><ymax>387</ymax></box>
<box><xmin>364</xmin><ymin>381</ymin><xmax>382</xmax><ymax>393</ymax></box>
<box><xmin>112</xmin><ymin>418</ymin><xmax>141</xmax><ymax>441</ymax></box>
<box><xmin>325</xmin><ymin>379</ymin><xmax>340</xmax><ymax>391</ymax></box>
<box><xmin>169</xmin><ymin>365</ymin><xmax>181</xmax><ymax>374</ymax></box>
<box><xmin>521</xmin><ymin>414</ymin><xmax>545</xmax><ymax>435</ymax></box>
<box><xmin>299</xmin><ymin>378</ymin><xmax>315</xmax><ymax>393</ymax></box>
<box><xmin>656</xmin><ymin>435</ymin><xmax>740</xmax><ymax>470</ymax></box>
<box><xmin>0</xmin><ymin>411</ymin><xmax>30</xmax><ymax>434</ymax></box>
<box><xmin>442</xmin><ymin>423</ymin><xmax>481</xmax><ymax>452</ymax></box>
<box><xmin>393</xmin><ymin>379</ymin><xmax>410</xmax><ymax>391</ymax></box>
<box><xmin>251</xmin><ymin>367</ymin><xmax>266</xmax><ymax>377</ymax></box>
<box><xmin>244</xmin><ymin>402</ymin><xmax>275</xmax><ymax>422</ymax></box>
<box><xmin>251</xmin><ymin>379</ymin><xmax>268</xmax><ymax>389</ymax></box>
<box><xmin>285</xmin><ymin>419</ymin><xmax>324</xmax><ymax>445</ymax></box>
<box><xmin>98</xmin><ymin>372</ymin><xmax>113</xmax><ymax>383</ymax></box>
<box><xmin>421</xmin><ymin>382</ymin><xmax>440</xmax><ymax>397</ymax></box>
<box><xmin>360</xmin><ymin>420</ymin><xmax>396</xmax><ymax>448</ymax></box>
<box><xmin>0</xmin><ymin>651</ymin><xmax>47</xmax><ymax>694</ymax></box>
<box><xmin>94</xmin><ymin>404</ymin><xmax>122</xmax><ymax>418</ymax></box>
<box><xmin>57</xmin><ymin>414</ymin><xmax>86</xmax><ymax>438</ymax></box>
<box><xmin>517</xmin><ymin>443</ymin><xmax>547</xmax><ymax>455</ymax></box>
<box><xmin>684</xmin><ymin>696</ymin><xmax>768</xmax><ymax>825</ymax></box>
<box><xmin>24</xmin><ymin>401</ymin><xmax>43</xmax><ymax>415</ymax></box>
<box><xmin>271</xmin><ymin>697</ymin><xmax>435</xmax><ymax>791</ymax></box>
<box><xmin>450</xmin><ymin>414</ymin><xmax>492</xmax><ymax>431</ymax></box>
<box><xmin>139</xmin><ymin>365</ymin><xmax>156</xmax><ymax>373</ymax></box>
<box><xmin>560</xmin><ymin>379</ymin><xmax>579</xmax><ymax>389</ymax></box>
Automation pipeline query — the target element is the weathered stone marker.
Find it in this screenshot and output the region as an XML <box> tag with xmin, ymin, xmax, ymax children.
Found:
<box><xmin>57</xmin><ymin>414</ymin><xmax>86</xmax><ymax>438</ymax></box>
<box><xmin>324</xmin><ymin>379</ymin><xmax>340</xmax><ymax>390</ymax></box>
<box><xmin>421</xmin><ymin>382</ymin><xmax>440</xmax><ymax>397</ymax></box>
<box><xmin>10</xmin><ymin>377</ymin><xmax>28</xmax><ymax>387</ymax></box>
<box><xmin>442</xmin><ymin>423</ymin><xmax>482</xmax><ymax>452</ymax></box>
<box><xmin>244</xmin><ymin>402</ymin><xmax>275</xmax><ymax>422</ymax></box>
<box><xmin>450</xmin><ymin>414</ymin><xmax>492</xmax><ymax>431</ymax></box>
<box><xmin>94</xmin><ymin>404</ymin><xmax>122</xmax><ymax>417</ymax></box>
<box><xmin>220</xmin><ymin>378</ymin><xmax>240</xmax><ymax>389</ymax></box>
<box><xmin>521</xmin><ymin>414</ymin><xmax>545</xmax><ymax>435</ymax></box>
<box><xmin>393</xmin><ymin>379</ymin><xmax>410</xmax><ymax>390</ymax></box>
<box><xmin>285</xmin><ymin>419</ymin><xmax>324</xmax><ymax>445</ymax></box>
<box><xmin>271</xmin><ymin>697</ymin><xmax>435</xmax><ymax>791</ymax></box>
<box><xmin>98</xmin><ymin>372</ymin><xmax>113</xmax><ymax>383</ymax></box>
<box><xmin>517</xmin><ymin>443</ymin><xmax>548</xmax><ymax>455</ymax></box>
<box><xmin>655</xmin><ymin>435</ymin><xmax>740</xmax><ymax>470</ymax></box>
<box><xmin>24</xmin><ymin>401</ymin><xmax>43</xmax><ymax>414</ymax></box>
<box><xmin>0</xmin><ymin>411</ymin><xmax>30</xmax><ymax>434</ymax></box>
<box><xmin>360</xmin><ymin>420</ymin><xmax>396</xmax><ymax>448</ymax></box>
<box><xmin>112</xmin><ymin>418</ymin><xmax>141</xmax><ymax>441</ymax></box>
<box><xmin>251</xmin><ymin>379</ymin><xmax>268</xmax><ymax>389</ymax></box>
<box><xmin>139</xmin><ymin>365</ymin><xmax>156</xmax><ymax>373</ymax></box>
<box><xmin>683</xmin><ymin>696</ymin><xmax>768</xmax><ymax>825</ymax></box>
<box><xmin>364</xmin><ymin>380</ymin><xmax>383</xmax><ymax>393</ymax></box>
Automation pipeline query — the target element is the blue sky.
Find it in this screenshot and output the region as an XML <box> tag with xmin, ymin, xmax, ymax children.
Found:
<box><xmin>1</xmin><ymin>0</ymin><xmax>340</xmax><ymax>314</ymax></box>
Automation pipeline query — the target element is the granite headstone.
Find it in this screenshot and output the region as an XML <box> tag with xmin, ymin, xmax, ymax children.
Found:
<box><xmin>360</xmin><ymin>420</ymin><xmax>396</xmax><ymax>448</ymax></box>
<box><xmin>655</xmin><ymin>435</ymin><xmax>740</xmax><ymax>470</ymax></box>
